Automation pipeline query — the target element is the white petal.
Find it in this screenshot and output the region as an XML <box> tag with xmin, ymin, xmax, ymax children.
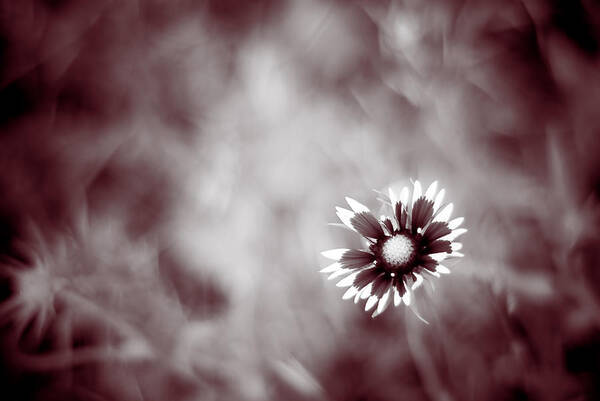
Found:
<box><xmin>408</xmin><ymin>304</ymin><xmax>430</xmax><ymax>324</ymax></box>
<box><xmin>359</xmin><ymin>283</ymin><xmax>373</xmax><ymax>299</ymax></box>
<box><xmin>372</xmin><ymin>288</ymin><xmax>393</xmax><ymax>317</ymax></box>
<box><xmin>373</xmin><ymin>189</ymin><xmax>389</xmax><ymax>202</ymax></box>
<box><xmin>451</xmin><ymin>242</ymin><xmax>463</xmax><ymax>251</ymax></box>
<box><xmin>399</xmin><ymin>186</ymin><xmax>409</xmax><ymax>205</ymax></box>
<box><xmin>440</xmin><ymin>228</ymin><xmax>467</xmax><ymax>241</ymax></box>
<box><xmin>436</xmin><ymin>265</ymin><xmax>451</xmax><ymax>274</ymax></box>
<box><xmin>411</xmin><ymin>180</ymin><xmax>422</xmax><ymax>205</ymax></box>
<box><xmin>424</xmin><ymin>181</ymin><xmax>438</xmax><ymax>201</ymax></box>
<box><xmin>429</xmin><ymin>252</ymin><xmax>448</xmax><ymax>262</ymax></box>
<box><xmin>402</xmin><ymin>286</ymin><xmax>412</xmax><ymax>306</ymax></box>
<box><xmin>345</xmin><ymin>197</ymin><xmax>370</xmax><ymax>213</ymax></box>
<box><xmin>433</xmin><ymin>188</ymin><xmax>445</xmax><ymax>212</ymax></box>
<box><xmin>411</xmin><ymin>273</ymin><xmax>423</xmax><ymax>290</ymax></box>
<box><xmin>393</xmin><ymin>287</ymin><xmax>402</xmax><ymax>306</ymax></box>
<box><xmin>448</xmin><ymin>251</ymin><xmax>464</xmax><ymax>258</ymax></box>
<box><xmin>403</xmin><ymin>274</ymin><xmax>414</xmax><ymax>288</ymax></box>
<box><xmin>321</xmin><ymin>249</ymin><xmax>349</xmax><ymax>261</ymax></box>
<box><xmin>388</xmin><ymin>188</ymin><xmax>398</xmax><ymax>207</ymax></box>
<box><xmin>336</xmin><ymin>271</ymin><xmax>358</xmax><ymax>287</ymax></box>
<box><xmin>423</xmin><ymin>269</ymin><xmax>441</xmax><ymax>278</ymax></box>
<box><xmin>448</xmin><ymin>217</ymin><xmax>464</xmax><ymax>230</ymax></box>
<box><xmin>365</xmin><ymin>295</ymin><xmax>379</xmax><ymax>311</ymax></box>
<box><xmin>328</xmin><ymin>268</ymin><xmax>353</xmax><ymax>280</ymax></box>
<box><xmin>433</xmin><ymin>203</ymin><xmax>453</xmax><ymax>223</ymax></box>
<box><xmin>342</xmin><ymin>286</ymin><xmax>360</xmax><ymax>300</ymax></box>
<box><xmin>336</xmin><ymin>207</ymin><xmax>356</xmax><ymax>231</ymax></box>
<box><xmin>319</xmin><ymin>262</ymin><xmax>341</xmax><ymax>273</ymax></box>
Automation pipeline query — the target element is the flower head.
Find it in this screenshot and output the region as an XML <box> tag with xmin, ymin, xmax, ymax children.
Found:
<box><xmin>321</xmin><ymin>180</ymin><xmax>466</xmax><ymax>317</ymax></box>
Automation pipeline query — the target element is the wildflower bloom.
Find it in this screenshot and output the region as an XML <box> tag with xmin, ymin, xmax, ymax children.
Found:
<box><xmin>321</xmin><ymin>180</ymin><xmax>466</xmax><ymax>317</ymax></box>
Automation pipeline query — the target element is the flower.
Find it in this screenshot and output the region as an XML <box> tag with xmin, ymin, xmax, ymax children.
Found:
<box><xmin>321</xmin><ymin>180</ymin><xmax>466</xmax><ymax>317</ymax></box>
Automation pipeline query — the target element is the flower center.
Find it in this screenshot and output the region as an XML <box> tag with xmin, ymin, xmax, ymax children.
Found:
<box><xmin>381</xmin><ymin>234</ymin><xmax>415</xmax><ymax>267</ymax></box>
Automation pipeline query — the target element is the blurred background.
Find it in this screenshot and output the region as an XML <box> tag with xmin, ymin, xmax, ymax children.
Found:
<box><xmin>0</xmin><ymin>0</ymin><xmax>600</xmax><ymax>400</ymax></box>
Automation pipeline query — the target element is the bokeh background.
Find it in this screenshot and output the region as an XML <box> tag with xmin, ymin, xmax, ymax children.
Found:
<box><xmin>1</xmin><ymin>0</ymin><xmax>600</xmax><ymax>400</ymax></box>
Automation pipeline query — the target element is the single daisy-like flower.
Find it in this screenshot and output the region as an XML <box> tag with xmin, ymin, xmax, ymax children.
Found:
<box><xmin>321</xmin><ymin>180</ymin><xmax>466</xmax><ymax>318</ymax></box>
